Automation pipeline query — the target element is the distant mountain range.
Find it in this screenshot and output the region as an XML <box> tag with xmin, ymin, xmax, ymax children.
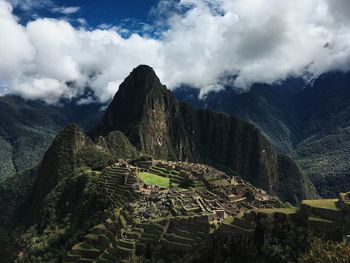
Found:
<box><xmin>174</xmin><ymin>71</ymin><xmax>350</xmax><ymax>197</ymax></box>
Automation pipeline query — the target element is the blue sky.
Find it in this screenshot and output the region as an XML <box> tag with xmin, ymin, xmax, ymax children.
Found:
<box><xmin>13</xmin><ymin>0</ymin><xmax>161</xmax><ymax>28</ymax></box>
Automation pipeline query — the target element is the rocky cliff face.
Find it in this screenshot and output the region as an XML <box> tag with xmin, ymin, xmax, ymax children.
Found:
<box><xmin>92</xmin><ymin>65</ymin><xmax>317</xmax><ymax>202</ymax></box>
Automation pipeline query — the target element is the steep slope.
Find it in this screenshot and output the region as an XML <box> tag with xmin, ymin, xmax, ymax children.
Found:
<box><xmin>91</xmin><ymin>66</ymin><xmax>188</xmax><ymax>159</ymax></box>
<box><xmin>174</xmin><ymin>79</ymin><xmax>304</xmax><ymax>153</ymax></box>
<box><xmin>292</xmin><ymin>127</ymin><xmax>350</xmax><ymax>197</ymax></box>
<box><xmin>0</xmin><ymin>95</ymin><xmax>104</xmax><ymax>181</ymax></box>
<box><xmin>31</xmin><ymin>124</ymin><xmax>137</xmax><ymax>211</ymax></box>
<box><xmin>8</xmin><ymin>126</ymin><xmax>113</xmax><ymax>261</ymax></box>
<box><xmin>175</xmin><ymin>72</ymin><xmax>350</xmax><ymax>197</ymax></box>
<box><xmin>0</xmin><ymin>124</ymin><xmax>138</xmax><ymax>262</ymax></box>
<box><xmin>292</xmin><ymin>72</ymin><xmax>350</xmax><ymax>197</ymax></box>
<box><xmin>30</xmin><ymin>124</ymin><xmax>91</xmax><ymax>210</ymax></box>
<box><xmin>297</xmin><ymin>72</ymin><xmax>350</xmax><ymax>138</ymax></box>
<box><xmin>92</xmin><ymin>65</ymin><xmax>317</xmax><ymax>202</ymax></box>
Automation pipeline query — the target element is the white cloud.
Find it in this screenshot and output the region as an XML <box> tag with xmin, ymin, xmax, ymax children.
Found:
<box><xmin>0</xmin><ymin>0</ymin><xmax>35</xmax><ymax>80</ymax></box>
<box><xmin>52</xmin><ymin>6</ymin><xmax>80</xmax><ymax>15</ymax></box>
<box><xmin>13</xmin><ymin>77</ymin><xmax>73</xmax><ymax>103</ymax></box>
<box><xmin>0</xmin><ymin>0</ymin><xmax>350</xmax><ymax>103</ymax></box>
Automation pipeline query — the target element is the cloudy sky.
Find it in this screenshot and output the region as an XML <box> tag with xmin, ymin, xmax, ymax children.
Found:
<box><xmin>0</xmin><ymin>0</ymin><xmax>350</xmax><ymax>103</ymax></box>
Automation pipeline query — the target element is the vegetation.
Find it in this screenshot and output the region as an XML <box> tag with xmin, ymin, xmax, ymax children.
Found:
<box><xmin>129</xmin><ymin>155</ymin><xmax>153</xmax><ymax>165</ymax></box>
<box><xmin>175</xmin><ymin>72</ymin><xmax>350</xmax><ymax>199</ymax></box>
<box><xmin>77</xmin><ymin>145</ymin><xmax>114</xmax><ymax>171</ymax></box>
<box><xmin>17</xmin><ymin>170</ymin><xmax>111</xmax><ymax>262</ymax></box>
<box><xmin>299</xmin><ymin>239</ymin><xmax>350</xmax><ymax>263</ymax></box>
<box><xmin>0</xmin><ymin>168</ymin><xmax>37</xmax><ymax>261</ymax></box>
<box><xmin>293</xmin><ymin>127</ymin><xmax>350</xmax><ymax>197</ymax></box>
<box><xmin>138</xmin><ymin>172</ymin><xmax>170</xmax><ymax>188</ymax></box>
<box><xmin>95</xmin><ymin>130</ymin><xmax>137</xmax><ymax>160</ymax></box>
<box><xmin>277</xmin><ymin>154</ymin><xmax>319</xmax><ymax>204</ymax></box>
<box><xmin>178</xmin><ymin>177</ymin><xmax>195</xmax><ymax>188</ymax></box>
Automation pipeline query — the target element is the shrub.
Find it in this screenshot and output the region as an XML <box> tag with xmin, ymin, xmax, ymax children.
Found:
<box><xmin>77</xmin><ymin>145</ymin><xmax>114</xmax><ymax>171</ymax></box>
<box><xmin>299</xmin><ymin>239</ymin><xmax>350</xmax><ymax>263</ymax></box>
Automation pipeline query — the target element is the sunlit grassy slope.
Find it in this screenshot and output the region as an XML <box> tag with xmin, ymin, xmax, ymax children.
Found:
<box><xmin>138</xmin><ymin>172</ymin><xmax>170</xmax><ymax>188</ymax></box>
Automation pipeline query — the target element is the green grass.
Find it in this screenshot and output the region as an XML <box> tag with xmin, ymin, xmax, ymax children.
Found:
<box><xmin>138</xmin><ymin>172</ymin><xmax>170</xmax><ymax>188</ymax></box>
<box><xmin>302</xmin><ymin>199</ymin><xmax>339</xmax><ymax>210</ymax></box>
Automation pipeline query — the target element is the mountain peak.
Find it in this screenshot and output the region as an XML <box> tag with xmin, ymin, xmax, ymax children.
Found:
<box><xmin>119</xmin><ymin>64</ymin><xmax>166</xmax><ymax>95</ymax></box>
<box><xmin>90</xmin><ymin>65</ymin><xmax>172</xmax><ymax>139</ymax></box>
<box><xmin>132</xmin><ymin>64</ymin><xmax>157</xmax><ymax>75</ymax></box>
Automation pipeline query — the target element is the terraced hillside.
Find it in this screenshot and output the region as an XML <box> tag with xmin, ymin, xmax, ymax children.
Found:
<box><xmin>62</xmin><ymin>165</ymin><xmax>140</xmax><ymax>262</ymax></box>
<box><xmin>196</xmin><ymin>193</ymin><xmax>350</xmax><ymax>262</ymax></box>
<box><xmin>96</xmin><ymin>166</ymin><xmax>139</xmax><ymax>209</ymax></box>
<box><xmin>220</xmin><ymin>193</ymin><xmax>350</xmax><ymax>245</ymax></box>
<box><xmin>64</xmin><ymin>212</ymin><xmax>211</xmax><ymax>263</ymax></box>
<box><xmin>139</xmin><ymin>163</ymin><xmax>204</xmax><ymax>189</ymax></box>
<box><xmin>63</xmin><ymin>160</ymin><xmax>283</xmax><ymax>262</ymax></box>
<box><xmin>62</xmin><ymin>160</ymin><xmax>350</xmax><ymax>262</ymax></box>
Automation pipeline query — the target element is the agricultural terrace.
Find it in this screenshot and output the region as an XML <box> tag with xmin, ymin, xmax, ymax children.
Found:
<box><xmin>301</xmin><ymin>199</ymin><xmax>339</xmax><ymax>210</ymax></box>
